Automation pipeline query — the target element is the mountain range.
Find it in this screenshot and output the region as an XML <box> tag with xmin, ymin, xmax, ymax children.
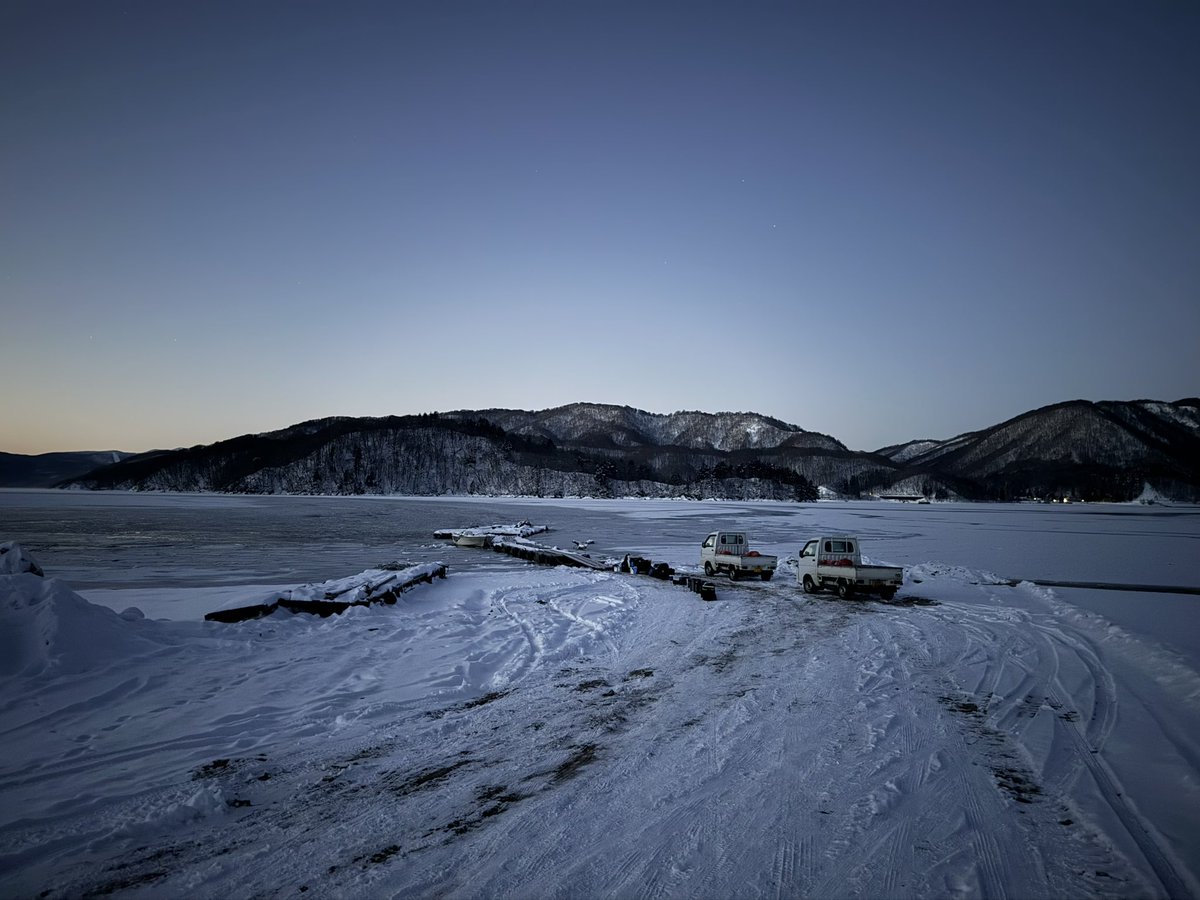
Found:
<box><xmin>0</xmin><ymin>450</ymin><xmax>130</xmax><ymax>489</ymax></box>
<box><xmin>11</xmin><ymin>399</ymin><xmax>1200</xmax><ymax>501</ymax></box>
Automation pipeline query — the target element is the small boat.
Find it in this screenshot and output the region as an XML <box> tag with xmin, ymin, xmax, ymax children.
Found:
<box><xmin>453</xmin><ymin>533</ymin><xmax>494</xmax><ymax>549</ymax></box>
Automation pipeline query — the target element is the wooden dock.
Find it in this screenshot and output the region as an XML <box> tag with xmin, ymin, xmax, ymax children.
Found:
<box><xmin>491</xmin><ymin>538</ymin><xmax>612</xmax><ymax>570</ymax></box>
<box><xmin>204</xmin><ymin>562</ymin><xmax>448</xmax><ymax>623</ymax></box>
<box><xmin>434</xmin><ymin>522</ymin><xmax>550</xmax><ymax>541</ymax></box>
<box><xmin>441</xmin><ymin>524</ymin><xmax>721</xmax><ymax>600</ymax></box>
<box><xmin>490</xmin><ymin>538</ymin><xmax>719</xmax><ymax>599</ymax></box>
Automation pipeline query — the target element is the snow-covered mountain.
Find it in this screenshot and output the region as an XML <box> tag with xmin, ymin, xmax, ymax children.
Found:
<box><xmin>446</xmin><ymin>404</ymin><xmax>845</xmax><ymax>453</ymax></box>
<box><xmin>56</xmin><ymin>412</ymin><xmax>822</xmax><ymax>501</ymax></box>
<box><xmin>39</xmin><ymin>399</ymin><xmax>1200</xmax><ymax>501</ymax></box>
<box><xmin>875</xmin><ymin>399</ymin><xmax>1200</xmax><ymax>500</ymax></box>
<box><xmin>0</xmin><ymin>450</ymin><xmax>129</xmax><ymax>488</ymax></box>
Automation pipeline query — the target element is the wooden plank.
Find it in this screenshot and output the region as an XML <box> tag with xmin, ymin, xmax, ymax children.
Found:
<box><xmin>204</xmin><ymin>564</ymin><xmax>447</xmax><ymax>622</ymax></box>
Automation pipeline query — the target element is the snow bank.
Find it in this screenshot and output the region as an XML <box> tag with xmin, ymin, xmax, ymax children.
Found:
<box><xmin>0</xmin><ymin>540</ymin><xmax>44</xmax><ymax>576</ymax></box>
<box><xmin>906</xmin><ymin>561</ymin><xmax>1011</xmax><ymax>587</ymax></box>
<box><xmin>0</xmin><ymin>573</ymin><xmax>158</xmax><ymax>678</ymax></box>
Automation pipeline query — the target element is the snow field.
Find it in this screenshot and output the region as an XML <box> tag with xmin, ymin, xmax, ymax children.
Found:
<box><xmin>5</xmin><ymin>555</ymin><xmax>1198</xmax><ymax>898</ymax></box>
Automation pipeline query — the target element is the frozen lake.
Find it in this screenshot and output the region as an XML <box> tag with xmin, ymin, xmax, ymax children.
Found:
<box><xmin>5</xmin><ymin>489</ymin><xmax>1199</xmax><ymax>585</ymax></box>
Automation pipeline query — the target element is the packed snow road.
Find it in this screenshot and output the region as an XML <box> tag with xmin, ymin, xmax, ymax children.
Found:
<box><xmin>4</xmin><ymin>551</ymin><xmax>1197</xmax><ymax>898</ymax></box>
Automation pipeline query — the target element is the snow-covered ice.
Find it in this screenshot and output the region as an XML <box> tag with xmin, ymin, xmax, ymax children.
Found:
<box><xmin>433</xmin><ymin>522</ymin><xmax>551</xmax><ymax>540</ymax></box>
<box><xmin>1</xmin><ymin>491</ymin><xmax>1199</xmax><ymax>898</ymax></box>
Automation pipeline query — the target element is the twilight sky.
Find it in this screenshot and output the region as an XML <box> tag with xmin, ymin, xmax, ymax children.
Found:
<box><xmin>3</xmin><ymin>1</ymin><xmax>1198</xmax><ymax>455</ymax></box>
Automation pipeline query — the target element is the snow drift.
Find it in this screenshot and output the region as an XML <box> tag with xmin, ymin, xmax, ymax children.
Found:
<box><xmin>0</xmin><ymin>544</ymin><xmax>157</xmax><ymax>678</ymax></box>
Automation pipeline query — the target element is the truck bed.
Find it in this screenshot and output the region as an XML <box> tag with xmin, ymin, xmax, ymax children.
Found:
<box><xmin>849</xmin><ymin>564</ymin><xmax>903</xmax><ymax>581</ymax></box>
<box><xmin>722</xmin><ymin>553</ymin><xmax>777</xmax><ymax>569</ymax></box>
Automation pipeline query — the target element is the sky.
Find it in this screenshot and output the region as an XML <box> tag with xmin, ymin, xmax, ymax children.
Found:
<box><xmin>2</xmin><ymin>0</ymin><xmax>1198</xmax><ymax>455</ymax></box>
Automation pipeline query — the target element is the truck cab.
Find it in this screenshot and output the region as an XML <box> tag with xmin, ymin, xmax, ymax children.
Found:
<box><xmin>703</xmin><ymin>531</ymin><xmax>747</xmax><ymax>555</ymax></box>
<box><xmin>799</xmin><ymin>536</ymin><xmax>857</xmax><ymax>567</ymax></box>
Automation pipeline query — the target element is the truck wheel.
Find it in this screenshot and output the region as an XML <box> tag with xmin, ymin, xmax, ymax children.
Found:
<box><xmin>836</xmin><ymin>581</ymin><xmax>853</xmax><ymax>599</ymax></box>
<box><xmin>704</xmin><ymin>562</ymin><xmax>714</xmax><ymax>577</ymax></box>
<box><xmin>760</xmin><ymin>571</ymin><xmax>773</xmax><ymax>582</ymax></box>
<box><xmin>802</xmin><ymin>575</ymin><xmax>817</xmax><ymax>593</ymax></box>
<box><xmin>728</xmin><ymin>568</ymin><xmax>738</xmax><ymax>582</ymax></box>
<box><xmin>880</xmin><ymin>588</ymin><xmax>896</xmax><ymax>601</ymax></box>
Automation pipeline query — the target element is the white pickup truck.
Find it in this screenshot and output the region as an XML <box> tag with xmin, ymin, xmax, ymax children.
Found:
<box><xmin>700</xmin><ymin>531</ymin><xmax>778</xmax><ymax>581</ymax></box>
<box><xmin>796</xmin><ymin>535</ymin><xmax>903</xmax><ymax>600</ymax></box>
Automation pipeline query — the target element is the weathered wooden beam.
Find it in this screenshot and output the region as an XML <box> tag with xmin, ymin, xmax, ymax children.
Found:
<box><xmin>204</xmin><ymin>564</ymin><xmax>447</xmax><ymax>623</ymax></box>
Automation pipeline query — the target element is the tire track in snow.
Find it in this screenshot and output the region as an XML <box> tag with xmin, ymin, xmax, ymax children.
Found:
<box><xmin>480</xmin><ymin>573</ymin><xmax>637</xmax><ymax>692</ymax></box>
<box><xmin>1044</xmin><ymin>623</ymin><xmax>1118</xmax><ymax>752</ymax></box>
<box><xmin>868</xmin><ymin>744</ymin><xmax>967</xmax><ymax>897</ymax></box>
<box><xmin>961</xmin><ymin>764</ymin><xmax>1009</xmax><ymax>899</ymax></box>
<box><xmin>1028</xmin><ymin>615</ymin><xmax>1192</xmax><ymax>899</ymax></box>
<box><xmin>1047</xmin><ymin>701</ymin><xmax>1189</xmax><ymax>898</ymax></box>
<box><xmin>545</xmin><ymin>581</ymin><xmax>625</xmax><ymax>661</ymax></box>
<box><xmin>808</xmin><ymin>594</ymin><xmax>1135</xmax><ymax>899</ymax></box>
<box><xmin>802</xmin><ymin>606</ymin><xmax>961</xmax><ymax>898</ymax></box>
<box><xmin>769</xmin><ymin>838</ymin><xmax>796</xmax><ymax>900</ymax></box>
<box><xmin>491</xmin><ymin>590</ymin><xmax>543</xmax><ymax>688</ymax></box>
<box><xmin>1024</xmin><ymin>620</ymin><xmax>1115</xmax><ymax>794</ymax></box>
<box><xmin>771</xmin><ymin>657</ymin><xmax>808</xmax><ymax>900</ymax></box>
<box><xmin>912</xmin><ymin>592</ymin><xmax>1163</xmax><ymax>897</ymax></box>
<box><xmin>635</xmin><ymin>807</ymin><xmax>709</xmax><ymax>900</ymax></box>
